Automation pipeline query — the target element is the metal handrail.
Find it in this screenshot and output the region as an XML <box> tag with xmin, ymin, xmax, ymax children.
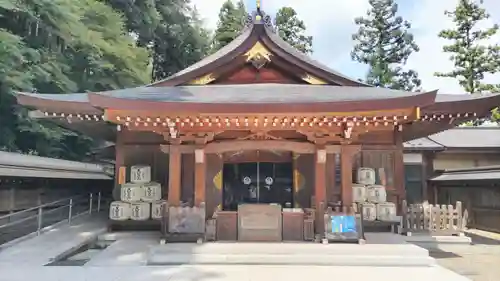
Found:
<box><xmin>0</xmin><ymin>192</ymin><xmax>104</xmax><ymax>236</ymax></box>
<box><xmin>0</xmin><ymin>194</ymin><xmax>86</xmax><ymax>221</ymax></box>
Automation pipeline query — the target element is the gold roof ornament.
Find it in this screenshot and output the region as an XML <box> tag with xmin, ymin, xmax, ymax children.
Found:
<box><xmin>244</xmin><ymin>42</ymin><xmax>272</xmax><ymax>62</ymax></box>
<box><xmin>255</xmin><ymin>0</ymin><xmax>262</xmax><ymax>20</ymax></box>
<box><xmin>302</xmin><ymin>73</ymin><xmax>327</xmax><ymax>85</ymax></box>
<box><xmin>244</xmin><ymin>41</ymin><xmax>272</xmax><ymax>69</ymax></box>
<box><xmin>188</xmin><ymin>73</ymin><xmax>216</xmax><ymax>85</ymax></box>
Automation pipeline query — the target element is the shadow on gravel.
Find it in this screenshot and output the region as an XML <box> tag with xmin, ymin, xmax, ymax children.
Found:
<box><xmin>428</xmin><ymin>250</ymin><xmax>462</xmax><ymax>259</ymax></box>
<box><xmin>467</xmin><ymin>233</ymin><xmax>500</xmax><ymax>245</ymax></box>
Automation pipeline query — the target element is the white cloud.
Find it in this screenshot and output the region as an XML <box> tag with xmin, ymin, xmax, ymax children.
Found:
<box><xmin>190</xmin><ymin>0</ymin><xmax>500</xmax><ymax>93</ymax></box>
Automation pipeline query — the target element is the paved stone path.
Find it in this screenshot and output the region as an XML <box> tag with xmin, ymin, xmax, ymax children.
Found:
<box><xmin>4</xmin><ymin>218</ymin><xmax>499</xmax><ymax>281</ymax></box>
<box><xmin>429</xmin><ymin>231</ymin><xmax>500</xmax><ymax>281</ymax></box>
<box><xmin>0</xmin><ymin>264</ymin><xmax>471</xmax><ymax>281</ymax></box>
<box><xmin>0</xmin><ymin>214</ymin><xmax>107</xmax><ymax>266</ymax></box>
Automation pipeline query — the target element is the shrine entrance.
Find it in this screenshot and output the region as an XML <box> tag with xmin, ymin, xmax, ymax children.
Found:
<box><xmin>222</xmin><ymin>151</ymin><xmax>294</xmax><ymax>211</ymax></box>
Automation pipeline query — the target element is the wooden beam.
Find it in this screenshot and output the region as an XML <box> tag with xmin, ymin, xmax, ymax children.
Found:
<box><xmin>105</xmin><ymin>108</ymin><xmax>418</xmax><ymax>124</ymax></box>
<box><xmin>194</xmin><ymin>148</ymin><xmax>206</xmax><ymax>206</ymax></box>
<box><xmin>393</xmin><ymin>129</ymin><xmax>405</xmax><ymax>208</ymax></box>
<box><xmin>325</xmin><ymin>145</ymin><xmax>341</xmax><ymax>154</ymax></box>
<box><xmin>315</xmin><ymin>147</ymin><xmax>327</xmax><ymax>235</ymax></box>
<box><xmin>168</xmin><ymin>145</ymin><xmax>181</xmax><ymax>206</ymax></box>
<box><xmin>160</xmin><ymin>145</ymin><xmax>195</xmax><ymax>154</ymax></box>
<box><xmin>205</xmin><ymin>140</ymin><xmax>316</xmax><ymax>154</ymax></box>
<box><xmin>340</xmin><ymin>145</ymin><xmax>361</xmax><ymax>206</ymax></box>
<box><xmin>115</xmin><ymin>131</ymin><xmax>125</xmax><ymax>188</ymax></box>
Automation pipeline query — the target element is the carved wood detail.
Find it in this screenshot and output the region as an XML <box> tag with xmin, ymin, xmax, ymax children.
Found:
<box><xmin>302</xmin><ymin>73</ymin><xmax>327</xmax><ymax>85</ymax></box>
<box><xmin>239</xmin><ymin>131</ymin><xmax>281</xmax><ymax>140</ymax></box>
<box><xmin>244</xmin><ymin>42</ymin><xmax>272</xmax><ymax>70</ymax></box>
<box><xmin>188</xmin><ymin>73</ymin><xmax>216</xmax><ymax>85</ymax></box>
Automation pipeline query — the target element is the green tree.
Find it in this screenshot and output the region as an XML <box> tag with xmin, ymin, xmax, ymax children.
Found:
<box><xmin>151</xmin><ymin>2</ymin><xmax>211</xmax><ymax>80</ymax></box>
<box><xmin>274</xmin><ymin>7</ymin><xmax>313</xmax><ymax>54</ymax></box>
<box><xmin>213</xmin><ymin>0</ymin><xmax>246</xmax><ymax>51</ymax></box>
<box><xmin>351</xmin><ymin>0</ymin><xmax>421</xmax><ymax>91</ymax></box>
<box><xmin>103</xmin><ymin>0</ymin><xmax>161</xmax><ymax>47</ymax></box>
<box><xmin>106</xmin><ymin>0</ymin><xmax>211</xmax><ymax>81</ymax></box>
<box><xmin>0</xmin><ymin>0</ymin><xmax>150</xmax><ymax>159</ymax></box>
<box><xmin>435</xmin><ymin>0</ymin><xmax>500</xmax><ymax>122</ymax></box>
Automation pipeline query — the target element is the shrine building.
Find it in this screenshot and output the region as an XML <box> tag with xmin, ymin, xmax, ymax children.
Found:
<box><xmin>16</xmin><ymin>6</ymin><xmax>500</xmax><ymax>241</ymax></box>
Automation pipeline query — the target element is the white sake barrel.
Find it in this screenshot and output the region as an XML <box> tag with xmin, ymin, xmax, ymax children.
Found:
<box><xmin>130</xmin><ymin>165</ymin><xmax>151</xmax><ymax>183</ymax></box>
<box><xmin>362</xmin><ymin>203</ymin><xmax>377</xmax><ymax>221</ymax></box>
<box><xmin>109</xmin><ymin>201</ymin><xmax>131</xmax><ymax>221</ymax></box>
<box><xmin>141</xmin><ymin>182</ymin><xmax>162</xmax><ymax>202</ymax></box>
<box><xmin>151</xmin><ymin>200</ymin><xmax>167</xmax><ymax>219</ymax></box>
<box><xmin>366</xmin><ymin>185</ymin><xmax>387</xmax><ymax>203</ymax></box>
<box><xmin>376</xmin><ymin>202</ymin><xmax>397</xmax><ymax>221</ymax></box>
<box><xmin>130</xmin><ymin>202</ymin><xmax>151</xmax><ymax>221</ymax></box>
<box><xmin>352</xmin><ymin>183</ymin><xmax>367</xmax><ymax>203</ymax></box>
<box><xmin>357</xmin><ymin>167</ymin><xmax>376</xmax><ymax>185</ymax></box>
<box><xmin>120</xmin><ymin>183</ymin><xmax>144</xmax><ymax>202</ymax></box>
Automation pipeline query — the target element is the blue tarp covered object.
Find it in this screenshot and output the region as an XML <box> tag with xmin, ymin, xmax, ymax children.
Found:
<box><xmin>331</xmin><ymin>215</ymin><xmax>357</xmax><ymax>233</ymax></box>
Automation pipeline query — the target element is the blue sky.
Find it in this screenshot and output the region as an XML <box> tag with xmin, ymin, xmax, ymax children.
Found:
<box><xmin>191</xmin><ymin>0</ymin><xmax>500</xmax><ymax>94</ymax></box>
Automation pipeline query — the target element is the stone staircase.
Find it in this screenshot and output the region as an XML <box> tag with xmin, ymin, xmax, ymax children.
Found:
<box><xmin>147</xmin><ymin>233</ymin><xmax>436</xmax><ymax>267</ymax></box>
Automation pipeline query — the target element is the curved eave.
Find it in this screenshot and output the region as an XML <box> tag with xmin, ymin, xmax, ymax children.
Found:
<box><xmin>16</xmin><ymin>92</ymin><xmax>101</xmax><ymax>115</ymax></box>
<box><xmin>88</xmin><ymin>91</ymin><xmax>436</xmax><ymax>114</ymax></box>
<box><xmin>148</xmin><ymin>20</ymin><xmax>368</xmax><ymax>87</ymax></box>
<box><xmin>423</xmin><ymin>94</ymin><xmax>500</xmax><ymax>116</ymax></box>
<box><xmin>404</xmin><ymin>93</ymin><xmax>500</xmax><ymax>141</ymax></box>
<box><xmin>0</xmin><ymin>151</ymin><xmax>109</xmax><ymax>174</ymax></box>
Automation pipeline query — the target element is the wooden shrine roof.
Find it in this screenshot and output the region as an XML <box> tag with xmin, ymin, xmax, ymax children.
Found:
<box><xmin>13</xmin><ymin>8</ymin><xmax>500</xmax><ymax>142</ymax></box>
<box><xmin>17</xmin><ymin>84</ymin><xmax>436</xmax><ymax>114</ymax></box>
<box><xmin>149</xmin><ymin>11</ymin><xmax>369</xmax><ymax>87</ymax></box>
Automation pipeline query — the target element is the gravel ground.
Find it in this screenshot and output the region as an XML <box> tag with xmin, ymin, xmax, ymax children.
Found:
<box><xmin>427</xmin><ymin>233</ymin><xmax>500</xmax><ymax>281</ymax></box>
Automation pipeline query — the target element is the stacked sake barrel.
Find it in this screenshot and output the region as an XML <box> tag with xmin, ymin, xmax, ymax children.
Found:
<box><xmin>109</xmin><ymin>165</ymin><xmax>166</xmax><ymax>222</ymax></box>
<box><xmin>352</xmin><ymin>167</ymin><xmax>397</xmax><ymax>222</ymax></box>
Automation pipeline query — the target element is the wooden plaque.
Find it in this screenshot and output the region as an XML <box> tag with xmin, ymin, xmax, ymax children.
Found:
<box><xmin>238</xmin><ymin>204</ymin><xmax>282</xmax><ymax>241</ymax></box>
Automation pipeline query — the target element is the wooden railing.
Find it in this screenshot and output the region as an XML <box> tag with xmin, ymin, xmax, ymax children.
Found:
<box><xmin>400</xmin><ymin>200</ymin><xmax>467</xmax><ymax>236</ymax></box>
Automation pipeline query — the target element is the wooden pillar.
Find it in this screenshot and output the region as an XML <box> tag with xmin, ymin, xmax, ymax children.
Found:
<box><xmin>340</xmin><ymin>144</ymin><xmax>353</xmax><ymax>206</ymax></box>
<box><xmin>393</xmin><ymin>128</ymin><xmax>405</xmax><ymax>207</ymax></box>
<box><xmin>315</xmin><ymin>147</ymin><xmax>327</xmax><ymax>235</ymax></box>
<box><xmin>422</xmin><ymin>151</ymin><xmax>435</xmax><ymax>202</ymax></box>
<box><xmin>292</xmin><ymin>152</ymin><xmax>300</xmax><ymax>208</ymax></box>
<box><xmin>168</xmin><ymin>145</ymin><xmax>181</xmax><ymax>206</ymax></box>
<box><xmin>9</xmin><ymin>187</ymin><xmax>15</xmax><ymax>213</ymax></box>
<box><xmin>114</xmin><ymin>131</ymin><xmax>126</xmax><ymax>200</ymax></box>
<box><xmin>194</xmin><ymin>148</ymin><xmax>206</xmax><ymax>207</ymax></box>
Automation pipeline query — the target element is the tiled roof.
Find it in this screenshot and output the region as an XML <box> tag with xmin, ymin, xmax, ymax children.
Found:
<box><xmin>404</xmin><ymin>127</ymin><xmax>500</xmax><ymax>150</ymax></box>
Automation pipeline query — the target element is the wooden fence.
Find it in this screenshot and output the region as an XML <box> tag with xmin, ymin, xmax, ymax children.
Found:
<box><xmin>400</xmin><ymin>200</ymin><xmax>468</xmax><ymax>236</ymax></box>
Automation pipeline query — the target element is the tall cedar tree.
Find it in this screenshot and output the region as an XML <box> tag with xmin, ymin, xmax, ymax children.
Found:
<box><xmin>351</xmin><ymin>0</ymin><xmax>421</xmax><ymax>91</ymax></box>
<box><xmin>436</xmin><ymin>0</ymin><xmax>500</xmax><ymax>122</ymax></box>
<box><xmin>274</xmin><ymin>7</ymin><xmax>313</xmax><ymax>54</ymax></box>
<box><xmin>213</xmin><ymin>0</ymin><xmax>246</xmax><ymax>51</ymax></box>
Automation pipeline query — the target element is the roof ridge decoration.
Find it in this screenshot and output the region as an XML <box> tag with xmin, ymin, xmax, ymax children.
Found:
<box><xmin>242</xmin><ymin>0</ymin><xmax>275</xmax><ymax>34</ymax></box>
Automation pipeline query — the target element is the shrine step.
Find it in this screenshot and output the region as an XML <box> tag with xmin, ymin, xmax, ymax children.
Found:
<box><xmin>147</xmin><ymin>252</ymin><xmax>435</xmax><ymax>267</ymax></box>
<box><xmin>147</xmin><ymin>243</ymin><xmax>435</xmax><ymax>267</ymax></box>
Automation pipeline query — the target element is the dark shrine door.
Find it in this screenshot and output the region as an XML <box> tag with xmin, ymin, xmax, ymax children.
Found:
<box><xmin>222</xmin><ymin>162</ymin><xmax>293</xmax><ymax>210</ymax></box>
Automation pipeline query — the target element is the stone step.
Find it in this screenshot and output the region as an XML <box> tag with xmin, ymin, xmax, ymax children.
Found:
<box><xmin>404</xmin><ymin>235</ymin><xmax>472</xmax><ymax>244</ymax></box>
<box><xmin>148</xmin><ymin>242</ymin><xmax>429</xmax><ymax>257</ymax></box>
<box><xmin>147</xmin><ymin>243</ymin><xmax>435</xmax><ymax>267</ymax></box>
<box><xmin>147</xmin><ymin>253</ymin><xmax>436</xmax><ymax>267</ymax></box>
